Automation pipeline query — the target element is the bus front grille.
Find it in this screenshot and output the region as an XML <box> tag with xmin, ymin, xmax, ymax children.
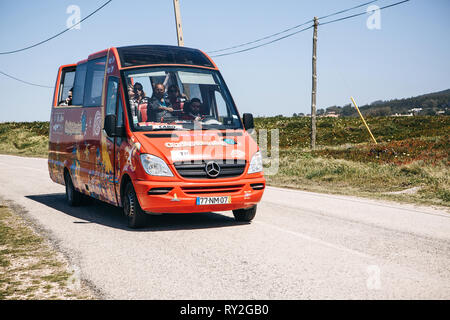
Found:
<box><xmin>181</xmin><ymin>184</ymin><xmax>244</xmax><ymax>194</ymax></box>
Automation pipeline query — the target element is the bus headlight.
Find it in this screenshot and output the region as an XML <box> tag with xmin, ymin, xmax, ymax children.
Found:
<box><xmin>140</xmin><ymin>154</ymin><xmax>173</xmax><ymax>177</ymax></box>
<box><xmin>248</xmin><ymin>151</ymin><xmax>263</xmax><ymax>174</ymax></box>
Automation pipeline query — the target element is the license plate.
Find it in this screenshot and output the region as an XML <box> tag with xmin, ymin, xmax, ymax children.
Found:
<box><xmin>196</xmin><ymin>196</ymin><xmax>231</xmax><ymax>205</ymax></box>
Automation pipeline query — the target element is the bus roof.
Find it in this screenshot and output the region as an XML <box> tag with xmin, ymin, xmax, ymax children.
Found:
<box><xmin>115</xmin><ymin>45</ymin><xmax>216</xmax><ymax>69</ymax></box>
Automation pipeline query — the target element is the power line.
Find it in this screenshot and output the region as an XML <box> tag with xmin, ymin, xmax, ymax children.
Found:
<box><xmin>318</xmin><ymin>0</ymin><xmax>379</xmax><ymax>20</ymax></box>
<box><xmin>0</xmin><ymin>0</ymin><xmax>113</xmax><ymax>55</ymax></box>
<box><xmin>207</xmin><ymin>20</ymin><xmax>313</xmax><ymax>54</ymax></box>
<box><xmin>0</xmin><ymin>69</ymin><xmax>53</xmax><ymax>88</ymax></box>
<box><xmin>320</xmin><ymin>0</ymin><xmax>410</xmax><ymax>26</ymax></box>
<box><xmin>211</xmin><ymin>0</ymin><xmax>411</xmax><ymax>58</ymax></box>
<box><xmin>207</xmin><ymin>0</ymin><xmax>380</xmax><ymax>54</ymax></box>
<box><xmin>210</xmin><ymin>25</ymin><xmax>314</xmax><ymax>58</ymax></box>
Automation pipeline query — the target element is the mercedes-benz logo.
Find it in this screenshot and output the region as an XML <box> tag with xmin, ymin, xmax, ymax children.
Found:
<box><xmin>205</xmin><ymin>161</ymin><xmax>221</xmax><ymax>178</ymax></box>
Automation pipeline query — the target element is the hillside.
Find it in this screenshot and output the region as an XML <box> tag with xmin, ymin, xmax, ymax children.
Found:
<box><xmin>255</xmin><ymin>115</ymin><xmax>450</xmax><ymax>149</ymax></box>
<box><xmin>319</xmin><ymin>89</ymin><xmax>450</xmax><ymax>117</ymax></box>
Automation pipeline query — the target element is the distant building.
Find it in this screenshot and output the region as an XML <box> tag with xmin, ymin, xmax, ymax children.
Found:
<box><xmin>392</xmin><ymin>113</ymin><xmax>413</xmax><ymax>117</ymax></box>
<box><xmin>322</xmin><ymin>111</ymin><xmax>339</xmax><ymax>118</ymax></box>
<box><xmin>409</xmin><ymin>107</ymin><xmax>423</xmax><ymax>114</ymax></box>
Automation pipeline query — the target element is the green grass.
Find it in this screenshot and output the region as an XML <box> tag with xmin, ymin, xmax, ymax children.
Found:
<box><xmin>265</xmin><ymin>149</ymin><xmax>449</xmax><ymax>207</ymax></box>
<box><xmin>0</xmin><ymin>203</ymin><xmax>94</xmax><ymax>300</ymax></box>
<box><xmin>0</xmin><ymin>122</ymin><xmax>49</xmax><ymax>158</ymax></box>
<box><xmin>255</xmin><ymin>116</ymin><xmax>449</xmax><ymax>208</ymax></box>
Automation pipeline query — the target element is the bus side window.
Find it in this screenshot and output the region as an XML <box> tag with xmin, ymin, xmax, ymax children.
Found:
<box><xmin>56</xmin><ymin>68</ymin><xmax>76</xmax><ymax>106</ymax></box>
<box><xmin>105</xmin><ymin>77</ymin><xmax>124</xmax><ymax>140</ymax></box>
<box><xmin>72</xmin><ymin>63</ymin><xmax>87</xmax><ymax>106</ymax></box>
<box><xmin>105</xmin><ymin>77</ymin><xmax>119</xmax><ymax>117</ymax></box>
<box><xmin>117</xmin><ymin>94</ymin><xmax>124</xmax><ymax>128</ymax></box>
<box><xmin>84</xmin><ymin>57</ymin><xmax>107</xmax><ymax>107</ymax></box>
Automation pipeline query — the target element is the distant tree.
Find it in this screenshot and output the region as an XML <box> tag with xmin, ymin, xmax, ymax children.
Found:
<box><xmin>341</xmin><ymin>104</ymin><xmax>355</xmax><ymax>117</ymax></box>
<box><xmin>317</xmin><ymin>108</ymin><xmax>325</xmax><ymax>116</ymax></box>
<box><xmin>356</xmin><ymin>89</ymin><xmax>450</xmax><ymax>116</ymax></box>
<box><xmin>365</xmin><ymin>106</ymin><xmax>392</xmax><ymax>117</ymax></box>
<box><xmin>370</xmin><ymin>100</ymin><xmax>384</xmax><ymax>106</ymax></box>
<box><xmin>292</xmin><ymin>113</ymin><xmax>298</xmax><ymax>117</ymax></box>
<box><xmin>326</xmin><ymin>106</ymin><xmax>342</xmax><ymax>115</ymax></box>
<box><xmin>420</xmin><ymin>108</ymin><xmax>436</xmax><ymax>116</ymax></box>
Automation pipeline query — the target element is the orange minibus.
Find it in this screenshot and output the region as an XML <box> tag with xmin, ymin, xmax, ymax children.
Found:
<box><xmin>49</xmin><ymin>45</ymin><xmax>265</xmax><ymax>228</ymax></box>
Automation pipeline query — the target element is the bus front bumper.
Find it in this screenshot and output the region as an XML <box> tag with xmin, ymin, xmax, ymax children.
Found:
<box><xmin>133</xmin><ymin>177</ymin><xmax>265</xmax><ymax>214</ymax></box>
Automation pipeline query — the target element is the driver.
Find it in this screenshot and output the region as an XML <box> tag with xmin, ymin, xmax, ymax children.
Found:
<box><xmin>147</xmin><ymin>83</ymin><xmax>174</xmax><ymax>122</ymax></box>
<box><xmin>183</xmin><ymin>98</ymin><xmax>205</xmax><ymax>121</ymax></box>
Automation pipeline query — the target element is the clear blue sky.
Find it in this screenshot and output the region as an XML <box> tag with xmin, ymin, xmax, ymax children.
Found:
<box><xmin>0</xmin><ymin>0</ymin><xmax>449</xmax><ymax>121</ymax></box>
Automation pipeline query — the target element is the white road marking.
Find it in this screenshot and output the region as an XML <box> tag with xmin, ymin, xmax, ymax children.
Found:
<box><xmin>255</xmin><ymin>220</ymin><xmax>374</xmax><ymax>260</ymax></box>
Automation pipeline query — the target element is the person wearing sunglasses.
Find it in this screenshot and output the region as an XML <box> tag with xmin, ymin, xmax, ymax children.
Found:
<box><xmin>130</xmin><ymin>82</ymin><xmax>150</xmax><ymax>122</ymax></box>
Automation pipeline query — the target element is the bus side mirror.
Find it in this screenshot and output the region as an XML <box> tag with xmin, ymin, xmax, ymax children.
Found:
<box><xmin>104</xmin><ymin>114</ymin><xmax>117</xmax><ymax>137</ymax></box>
<box><xmin>242</xmin><ymin>113</ymin><xmax>254</xmax><ymax>131</ymax></box>
<box><xmin>116</xmin><ymin>125</ymin><xmax>125</xmax><ymax>137</ymax></box>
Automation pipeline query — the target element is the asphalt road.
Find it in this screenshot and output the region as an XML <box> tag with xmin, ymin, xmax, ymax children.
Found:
<box><xmin>0</xmin><ymin>154</ymin><xmax>449</xmax><ymax>299</ymax></box>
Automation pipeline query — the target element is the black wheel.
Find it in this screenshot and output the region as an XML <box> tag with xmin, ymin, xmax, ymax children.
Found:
<box><xmin>64</xmin><ymin>171</ymin><xmax>82</xmax><ymax>206</ymax></box>
<box><xmin>123</xmin><ymin>182</ymin><xmax>147</xmax><ymax>229</ymax></box>
<box><xmin>233</xmin><ymin>205</ymin><xmax>257</xmax><ymax>222</ymax></box>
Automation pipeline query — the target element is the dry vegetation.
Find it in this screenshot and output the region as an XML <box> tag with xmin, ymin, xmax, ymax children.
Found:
<box><xmin>0</xmin><ymin>122</ymin><xmax>49</xmax><ymax>158</ymax></box>
<box><xmin>0</xmin><ymin>202</ymin><xmax>94</xmax><ymax>300</ymax></box>
<box><xmin>255</xmin><ymin>116</ymin><xmax>449</xmax><ymax>207</ymax></box>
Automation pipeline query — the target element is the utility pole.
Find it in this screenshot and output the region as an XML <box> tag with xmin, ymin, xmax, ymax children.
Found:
<box><xmin>173</xmin><ymin>0</ymin><xmax>184</xmax><ymax>46</ymax></box>
<box><xmin>310</xmin><ymin>17</ymin><xmax>318</xmax><ymax>149</ymax></box>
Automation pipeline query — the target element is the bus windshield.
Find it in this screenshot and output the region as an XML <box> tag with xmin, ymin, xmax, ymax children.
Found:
<box><xmin>123</xmin><ymin>67</ymin><xmax>243</xmax><ymax>131</ymax></box>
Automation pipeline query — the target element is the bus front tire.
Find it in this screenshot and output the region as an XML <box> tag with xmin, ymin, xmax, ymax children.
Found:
<box><xmin>233</xmin><ymin>205</ymin><xmax>257</xmax><ymax>222</ymax></box>
<box><xmin>64</xmin><ymin>172</ymin><xmax>82</xmax><ymax>206</ymax></box>
<box><xmin>123</xmin><ymin>183</ymin><xmax>146</xmax><ymax>229</ymax></box>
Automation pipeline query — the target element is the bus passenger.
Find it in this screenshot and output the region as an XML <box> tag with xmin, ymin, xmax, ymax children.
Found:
<box><xmin>59</xmin><ymin>87</ymin><xmax>73</xmax><ymax>106</ymax></box>
<box><xmin>167</xmin><ymin>84</ymin><xmax>186</xmax><ymax>114</ymax></box>
<box><xmin>147</xmin><ymin>83</ymin><xmax>173</xmax><ymax>122</ymax></box>
<box><xmin>131</xmin><ymin>82</ymin><xmax>150</xmax><ymax>122</ymax></box>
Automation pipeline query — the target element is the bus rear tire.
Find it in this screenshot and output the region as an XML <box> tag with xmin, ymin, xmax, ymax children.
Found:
<box><xmin>123</xmin><ymin>183</ymin><xmax>146</xmax><ymax>229</ymax></box>
<box><xmin>64</xmin><ymin>171</ymin><xmax>82</xmax><ymax>206</ymax></box>
<box><xmin>233</xmin><ymin>205</ymin><xmax>257</xmax><ymax>222</ymax></box>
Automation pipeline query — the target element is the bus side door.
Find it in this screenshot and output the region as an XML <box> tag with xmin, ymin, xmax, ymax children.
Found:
<box><xmin>104</xmin><ymin>76</ymin><xmax>124</xmax><ymax>205</ymax></box>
